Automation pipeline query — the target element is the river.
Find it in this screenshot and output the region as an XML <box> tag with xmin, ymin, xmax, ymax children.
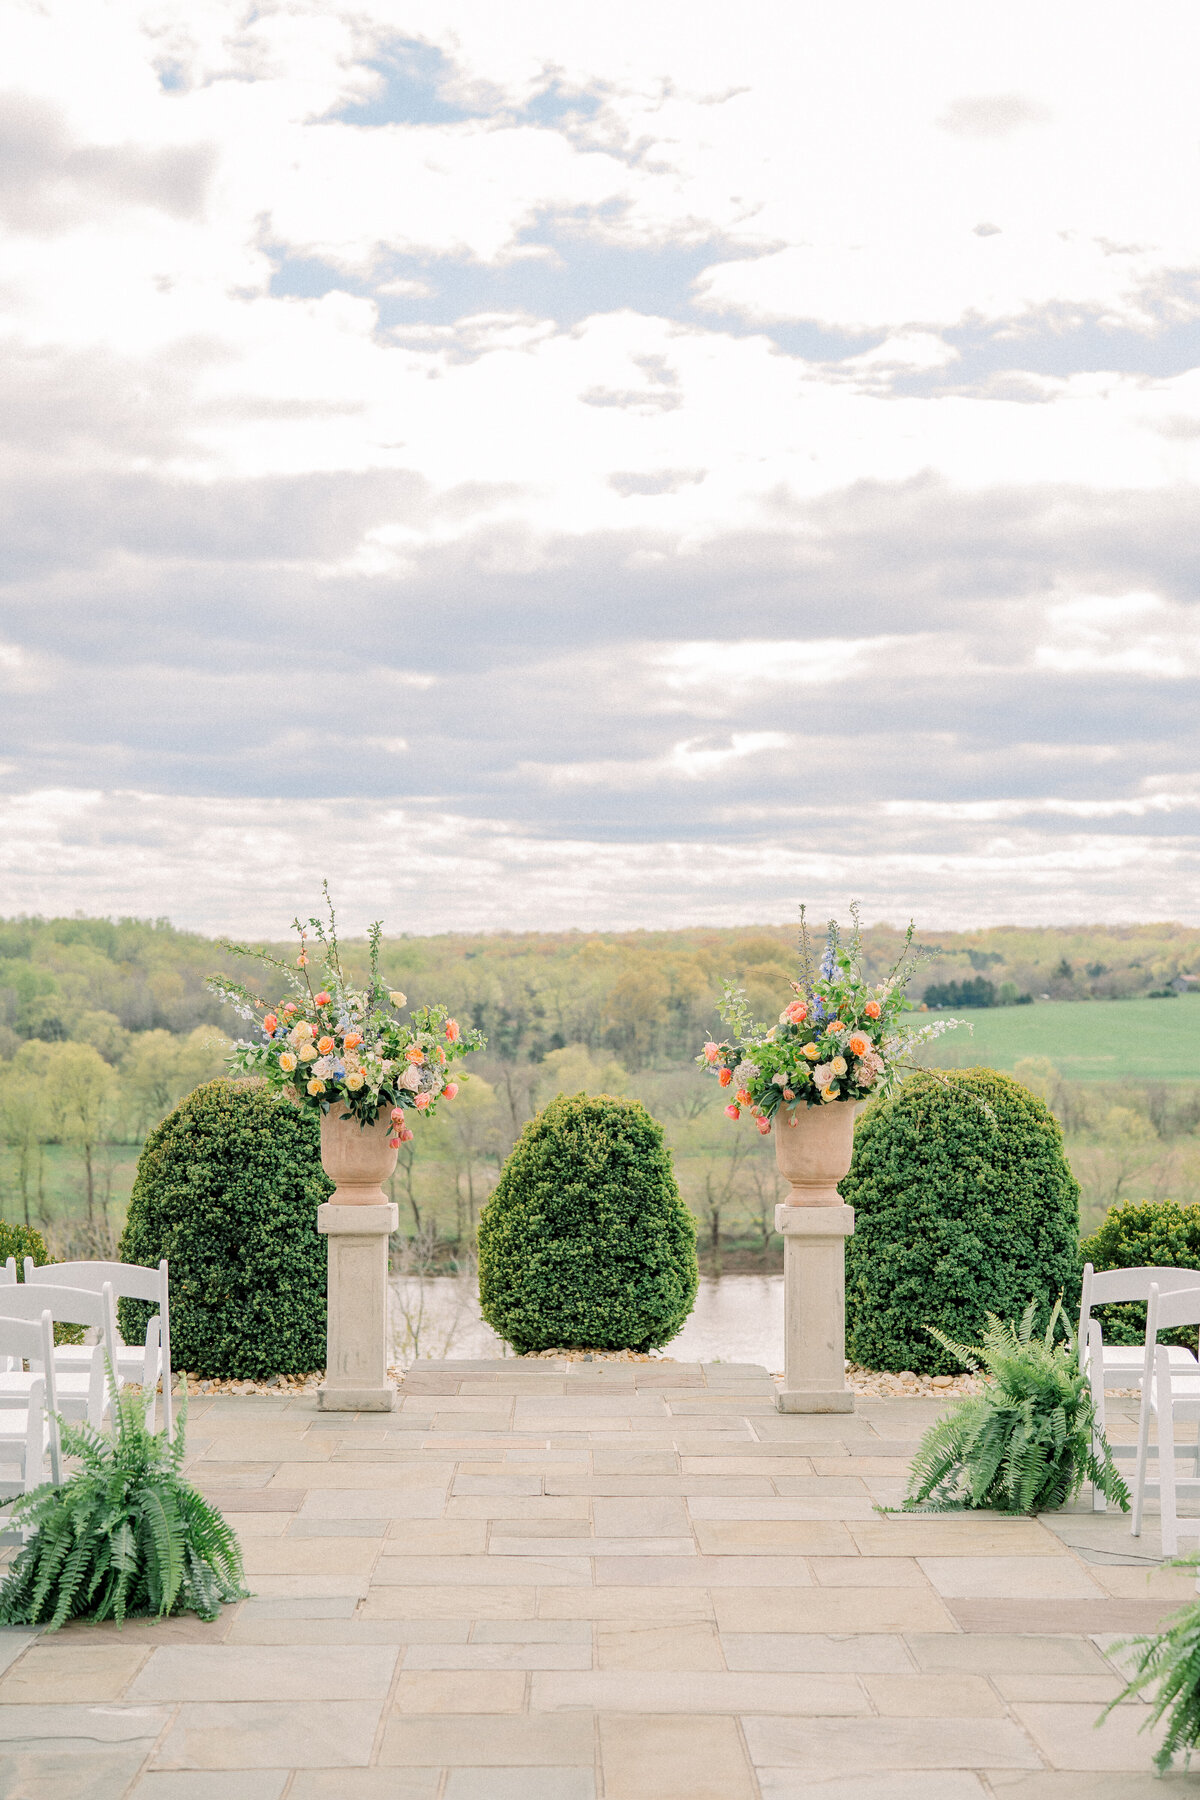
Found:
<box><xmin>390</xmin><ymin>1273</ymin><xmax>785</xmax><ymax>1370</ymax></box>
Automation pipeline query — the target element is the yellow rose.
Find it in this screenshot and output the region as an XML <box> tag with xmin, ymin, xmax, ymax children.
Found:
<box><xmin>821</xmin><ymin>1084</ymin><xmax>840</xmax><ymax>1102</ymax></box>
<box><xmin>802</xmin><ymin>1042</ymin><xmax>821</xmax><ymax>1061</ymax></box>
<box><xmin>831</xmin><ymin>1055</ymin><xmax>847</xmax><ymax>1076</ymax></box>
<box><xmin>345</xmin><ymin>1071</ymin><xmax>365</xmax><ymax>1091</ymax></box>
<box><xmin>279</xmin><ymin>1052</ymin><xmax>297</xmax><ymax>1073</ymax></box>
<box><xmin>307</xmin><ymin>1077</ymin><xmax>326</xmax><ymax>1095</ymax></box>
<box><xmin>389</xmin><ymin>991</ymin><xmax>407</xmax><ymax>1007</ymax></box>
<box><xmin>299</xmin><ymin>1042</ymin><xmax>317</xmax><ymax>1062</ymax></box>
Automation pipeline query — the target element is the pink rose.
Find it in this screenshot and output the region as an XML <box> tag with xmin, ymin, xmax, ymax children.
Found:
<box><xmin>703</xmin><ymin>1041</ymin><xmax>720</xmax><ymax>1063</ymax></box>
<box><xmin>390</xmin><ymin>1106</ymin><xmax>404</xmax><ymax>1123</ymax></box>
<box><xmin>415</xmin><ymin>1093</ymin><xmax>430</xmax><ymax>1111</ymax></box>
<box><xmin>388</xmin><ymin>1135</ymin><xmax>401</xmax><ymax>1148</ymax></box>
<box><xmin>443</xmin><ymin>1082</ymin><xmax>458</xmax><ymax>1099</ymax></box>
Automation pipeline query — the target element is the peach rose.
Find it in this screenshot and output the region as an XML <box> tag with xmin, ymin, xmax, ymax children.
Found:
<box><xmin>718</xmin><ymin>1068</ymin><xmax>733</xmax><ymax>1087</ymax></box>
<box><xmin>443</xmin><ymin>1082</ymin><xmax>459</xmax><ymax>1099</ymax></box>
<box><xmin>865</xmin><ymin>1000</ymin><xmax>881</xmax><ymax>1019</ymax></box>
<box><xmin>262</xmin><ymin>1013</ymin><xmax>278</xmax><ymax>1033</ymax></box>
<box><xmin>445</xmin><ymin>1019</ymin><xmax>461</xmax><ymax>1042</ymax></box>
<box><xmin>344</xmin><ymin>1032</ymin><xmax>363</xmax><ymax>1050</ymax></box>
<box><xmin>847</xmin><ymin>1032</ymin><xmax>871</xmax><ymax>1057</ymax></box>
<box><xmin>317</xmin><ymin>1036</ymin><xmax>335</xmax><ymax>1055</ymax></box>
<box><xmin>415</xmin><ymin>1093</ymin><xmax>431</xmax><ymax>1111</ymax></box>
<box><xmin>703</xmin><ymin>1041</ymin><xmax>721</xmax><ymax>1063</ymax></box>
<box><xmin>314</xmin><ymin>991</ymin><xmax>331</xmax><ymax>1006</ymax></box>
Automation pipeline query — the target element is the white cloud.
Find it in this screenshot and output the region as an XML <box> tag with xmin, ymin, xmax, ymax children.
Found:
<box><xmin>0</xmin><ymin>0</ymin><xmax>1197</xmax><ymax>929</ymax></box>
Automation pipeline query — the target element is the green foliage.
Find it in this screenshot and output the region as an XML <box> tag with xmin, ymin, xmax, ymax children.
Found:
<box><xmin>1081</xmin><ymin>1200</ymin><xmax>1200</xmax><ymax>1350</ymax></box>
<box><xmin>903</xmin><ymin>1301</ymin><xmax>1128</xmax><ymax>1514</ymax></box>
<box><xmin>844</xmin><ymin>1068</ymin><xmax>1081</xmax><ymax>1375</ymax></box>
<box><xmin>0</xmin><ymin>1219</ymin><xmax>50</xmax><ymax>1268</ymax></box>
<box><xmin>478</xmin><ymin>1092</ymin><xmax>698</xmax><ymax>1354</ymax></box>
<box><xmin>0</xmin><ymin>1220</ymin><xmax>84</xmax><ymax>1346</ymax></box>
<box><xmin>1104</xmin><ymin>1558</ymin><xmax>1200</xmax><ymax>1771</ymax></box>
<box><xmin>118</xmin><ymin>1079</ymin><xmax>331</xmax><ymax>1379</ymax></box>
<box><xmin>0</xmin><ymin>1374</ymin><xmax>247</xmax><ymax>1629</ymax></box>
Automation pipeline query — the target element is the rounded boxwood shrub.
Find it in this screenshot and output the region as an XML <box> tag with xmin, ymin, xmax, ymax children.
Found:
<box><xmin>1081</xmin><ymin>1199</ymin><xmax>1200</xmax><ymax>1350</ymax></box>
<box><xmin>118</xmin><ymin>1079</ymin><xmax>332</xmax><ymax>1380</ymax></box>
<box><xmin>478</xmin><ymin>1092</ymin><xmax>698</xmax><ymax>1354</ymax></box>
<box><xmin>0</xmin><ymin>1221</ymin><xmax>51</xmax><ymax>1270</ymax></box>
<box><xmin>844</xmin><ymin>1068</ymin><xmax>1081</xmax><ymax>1376</ymax></box>
<box><xmin>0</xmin><ymin>1222</ymin><xmax>84</xmax><ymax>1344</ymax></box>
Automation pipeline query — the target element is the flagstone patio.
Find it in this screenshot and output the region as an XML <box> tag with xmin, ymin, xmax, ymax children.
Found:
<box><xmin>1</xmin><ymin>1360</ymin><xmax>1197</xmax><ymax>1798</ymax></box>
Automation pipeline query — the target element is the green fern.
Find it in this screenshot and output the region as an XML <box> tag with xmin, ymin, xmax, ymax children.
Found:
<box><xmin>0</xmin><ymin>1370</ymin><xmax>248</xmax><ymax>1630</ymax></box>
<box><xmin>1103</xmin><ymin>1557</ymin><xmax>1200</xmax><ymax>1772</ymax></box>
<box><xmin>902</xmin><ymin>1299</ymin><xmax>1129</xmax><ymax>1515</ymax></box>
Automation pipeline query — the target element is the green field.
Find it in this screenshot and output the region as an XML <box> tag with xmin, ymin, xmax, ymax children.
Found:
<box><xmin>920</xmin><ymin>997</ymin><xmax>1200</xmax><ymax>1082</ymax></box>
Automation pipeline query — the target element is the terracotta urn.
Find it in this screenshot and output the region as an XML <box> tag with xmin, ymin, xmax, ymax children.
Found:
<box><xmin>319</xmin><ymin>1103</ymin><xmax>399</xmax><ymax>1205</ymax></box>
<box><xmin>774</xmin><ymin>1099</ymin><xmax>859</xmax><ymax>1206</ymax></box>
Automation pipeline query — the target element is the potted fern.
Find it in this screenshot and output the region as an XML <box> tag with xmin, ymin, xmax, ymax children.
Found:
<box><xmin>902</xmin><ymin>1300</ymin><xmax>1129</xmax><ymax>1514</ymax></box>
<box><xmin>0</xmin><ymin>1374</ymin><xmax>246</xmax><ymax>1629</ymax></box>
<box><xmin>1103</xmin><ymin>1569</ymin><xmax>1200</xmax><ymax>1772</ymax></box>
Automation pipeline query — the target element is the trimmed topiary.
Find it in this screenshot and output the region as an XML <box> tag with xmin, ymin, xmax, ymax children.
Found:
<box><xmin>0</xmin><ymin>1221</ymin><xmax>51</xmax><ymax>1270</ymax></box>
<box><xmin>478</xmin><ymin>1092</ymin><xmax>698</xmax><ymax>1354</ymax></box>
<box><xmin>1082</xmin><ymin>1200</ymin><xmax>1200</xmax><ymax>1350</ymax></box>
<box><xmin>0</xmin><ymin>1222</ymin><xmax>85</xmax><ymax>1345</ymax></box>
<box><xmin>844</xmin><ymin>1068</ymin><xmax>1081</xmax><ymax>1377</ymax></box>
<box><xmin>118</xmin><ymin>1078</ymin><xmax>331</xmax><ymax>1380</ymax></box>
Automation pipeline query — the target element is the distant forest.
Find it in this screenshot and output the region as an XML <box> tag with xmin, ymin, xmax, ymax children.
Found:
<box><xmin>2</xmin><ymin>913</ymin><xmax>1198</xmax><ymax>1070</ymax></box>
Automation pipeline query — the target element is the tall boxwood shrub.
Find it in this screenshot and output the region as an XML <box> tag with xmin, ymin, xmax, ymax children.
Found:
<box><xmin>1081</xmin><ymin>1200</ymin><xmax>1200</xmax><ymax>1350</ymax></box>
<box><xmin>118</xmin><ymin>1079</ymin><xmax>331</xmax><ymax>1380</ymax></box>
<box><xmin>478</xmin><ymin>1092</ymin><xmax>698</xmax><ymax>1354</ymax></box>
<box><xmin>844</xmin><ymin>1068</ymin><xmax>1081</xmax><ymax>1376</ymax></box>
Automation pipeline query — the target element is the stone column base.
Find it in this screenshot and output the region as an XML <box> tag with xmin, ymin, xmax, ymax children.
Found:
<box><xmin>317</xmin><ymin>1201</ymin><xmax>398</xmax><ymax>1413</ymax></box>
<box><xmin>775</xmin><ymin>1202</ymin><xmax>855</xmax><ymax>1415</ymax></box>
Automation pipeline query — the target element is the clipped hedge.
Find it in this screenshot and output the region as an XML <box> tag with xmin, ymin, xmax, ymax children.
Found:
<box><xmin>0</xmin><ymin>1221</ymin><xmax>51</xmax><ymax>1271</ymax></box>
<box><xmin>478</xmin><ymin>1092</ymin><xmax>698</xmax><ymax>1354</ymax></box>
<box><xmin>844</xmin><ymin>1068</ymin><xmax>1081</xmax><ymax>1376</ymax></box>
<box><xmin>118</xmin><ymin>1079</ymin><xmax>331</xmax><ymax>1380</ymax></box>
<box><xmin>1082</xmin><ymin>1199</ymin><xmax>1200</xmax><ymax>1350</ymax></box>
<box><xmin>0</xmin><ymin>1222</ymin><xmax>84</xmax><ymax>1345</ymax></box>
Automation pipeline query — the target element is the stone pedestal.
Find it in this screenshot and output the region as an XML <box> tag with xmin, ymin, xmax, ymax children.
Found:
<box><xmin>775</xmin><ymin>1202</ymin><xmax>855</xmax><ymax>1413</ymax></box>
<box><xmin>317</xmin><ymin>1202</ymin><xmax>398</xmax><ymax>1412</ymax></box>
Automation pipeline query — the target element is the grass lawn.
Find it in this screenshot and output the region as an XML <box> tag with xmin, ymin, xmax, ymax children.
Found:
<box><xmin>920</xmin><ymin>996</ymin><xmax>1200</xmax><ymax>1082</ymax></box>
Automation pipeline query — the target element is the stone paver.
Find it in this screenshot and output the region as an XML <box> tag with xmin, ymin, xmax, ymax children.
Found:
<box><xmin>1</xmin><ymin>1374</ymin><xmax>1193</xmax><ymax>1794</ymax></box>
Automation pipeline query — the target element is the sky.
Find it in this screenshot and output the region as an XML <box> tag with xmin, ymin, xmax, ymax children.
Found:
<box><xmin>1</xmin><ymin>0</ymin><xmax>1199</xmax><ymax>937</ymax></box>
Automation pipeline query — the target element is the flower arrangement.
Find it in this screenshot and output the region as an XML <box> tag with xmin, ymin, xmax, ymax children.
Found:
<box><xmin>697</xmin><ymin>905</ymin><xmax>963</xmax><ymax>1133</ymax></box>
<box><xmin>208</xmin><ymin>885</ymin><xmax>484</xmax><ymax>1146</ymax></box>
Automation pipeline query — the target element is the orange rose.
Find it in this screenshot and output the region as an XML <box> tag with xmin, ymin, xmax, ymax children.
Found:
<box><xmin>718</xmin><ymin>1068</ymin><xmax>733</xmax><ymax>1087</ymax></box>
<box><xmin>344</xmin><ymin>1032</ymin><xmax>363</xmax><ymax>1050</ymax></box>
<box><xmin>865</xmin><ymin>1000</ymin><xmax>881</xmax><ymax>1019</ymax></box>
<box><xmin>847</xmin><ymin>1032</ymin><xmax>870</xmax><ymax>1057</ymax></box>
<box><xmin>317</xmin><ymin>1036</ymin><xmax>335</xmax><ymax>1054</ymax></box>
<box><xmin>406</xmin><ymin>1047</ymin><xmax>425</xmax><ymax>1064</ymax></box>
<box><xmin>736</xmin><ymin>1088</ymin><xmax>752</xmax><ymax>1106</ymax></box>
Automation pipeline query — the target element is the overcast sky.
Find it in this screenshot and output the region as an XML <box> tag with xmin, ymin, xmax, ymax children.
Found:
<box><xmin>2</xmin><ymin>1</ymin><xmax>1198</xmax><ymax>936</ymax></box>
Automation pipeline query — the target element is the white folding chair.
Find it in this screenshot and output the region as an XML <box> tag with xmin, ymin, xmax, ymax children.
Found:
<box><xmin>0</xmin><ymin>1281</ymin><xmax>116</xmax><ymax>1428</ymax></box>
<box><xmin>1131</xmin><ymin>1283</ymin><xmax>1200</xmax><ymax>1557</ymax></box>
<box><xmin>24</xmin><ymin>1258</ymin><xmax>173</xmax><ymax>1438</ymax></box>
<box><xmin>0</xmin><ymin>1309</ymin><xmax>62</xmax><ymax>1497</ymax></box>
<box><xmin>1079</xmin><ymin>1262</ymin><xmax>1200</xmax><ymax>1512</ymax></box>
